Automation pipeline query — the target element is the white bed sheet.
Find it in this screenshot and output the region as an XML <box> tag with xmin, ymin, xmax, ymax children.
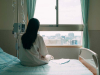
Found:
<box><xmin>0</xmin><ymin>48</ymin><xmax>93</xmax><ymax>75</ymax></box>
<box><xmin>0</xmin><ymin>59</ymin><xmax>93</xmax><ymax>75</ymax></box>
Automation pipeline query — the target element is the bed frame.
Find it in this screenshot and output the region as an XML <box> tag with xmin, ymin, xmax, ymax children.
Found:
<box><xmin>79</xmin><ymin>48</ymin><xmax>99</xmax><ymax>75</ymax></box>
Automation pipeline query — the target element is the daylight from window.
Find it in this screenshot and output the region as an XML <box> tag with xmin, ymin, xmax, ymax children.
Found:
<box><xmin>59</xmin><ymin>0</ymin><xmax>82</xmax><ymax>24</ymax></box>
<box><xmin>39</xmin><ymin>31</ymin><xmax>82</xmax><ymax>46</ymax></box>
<box><xmin>34</xmin><ymin>0</ymin><xmax>83</xmax><ymax>24</ymax></box>
<box><xmin>34</xmin><ymin>0</ymin><xmax>56</xmax><ymax>24</ymax></box>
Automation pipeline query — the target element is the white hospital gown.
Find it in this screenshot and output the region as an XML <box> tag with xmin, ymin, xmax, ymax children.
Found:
<box><xmin>19</xmin><ymin>34</ymin><xmax>50</xmax><ymax>66</ymax></box>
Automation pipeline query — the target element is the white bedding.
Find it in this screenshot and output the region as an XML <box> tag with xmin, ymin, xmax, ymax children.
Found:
<box><xmin>0</xmin><ymin>48</ymin><xmax>93</xmax><ymax>75</ymax></box>
<box><xmin>0</xmin><ymin>59</ymin><xmax>93</xmax><ymax>75</ymax></box>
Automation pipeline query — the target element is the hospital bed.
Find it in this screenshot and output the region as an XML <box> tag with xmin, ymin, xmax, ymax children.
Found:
<box><xmin>0</xmin><ymin>47</ymin><xmax>99</xmax><ymax>75</ymax></box>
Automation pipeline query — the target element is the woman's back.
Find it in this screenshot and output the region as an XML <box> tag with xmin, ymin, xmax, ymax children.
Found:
<box><xmin>19</xmin><ymin>34</ymin><xmax>49</xmax><ymax>66</ymax></box>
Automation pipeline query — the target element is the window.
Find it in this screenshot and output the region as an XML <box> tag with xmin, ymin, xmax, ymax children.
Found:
<box><xmin>39</xmin><ymin>31</ymin><xmax>82</xmax><ymax>46</ymax></box>
<box><xmin>34</xmin><ymin>0</ymin><xmax>83</xmax><ymax>25</ymax></box>
<box><xmin>34</xmin><ymin>0</ymin><xmax>83</xmax><ymax>46</ymax></box>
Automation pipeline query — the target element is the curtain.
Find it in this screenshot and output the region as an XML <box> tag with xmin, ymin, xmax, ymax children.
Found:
<box><xmin>27</xmin><ymin>0</ymin><xmax>36</xmax><ymax>20</ymax></box>
<box><xmin>81</xmin><ymin>0</ymin><xmax>90</xmax><ymax>49</ymax></box>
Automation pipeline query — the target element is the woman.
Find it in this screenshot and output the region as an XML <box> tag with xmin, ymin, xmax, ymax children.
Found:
<box><xmin>19</xmin><ymin>18</ymin><xmax>54</xmax><ymax>66</ymax></box>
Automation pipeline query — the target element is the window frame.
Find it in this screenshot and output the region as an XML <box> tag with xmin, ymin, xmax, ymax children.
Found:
<box><xmin>46</xmin><ymin>45</ymin><xmax>82</xmax><ymax>48</ymax></box>
<box><xmin>39</xmin><ymin>25</ymin><xmax>84</xmax><ymax>31</ymax></box>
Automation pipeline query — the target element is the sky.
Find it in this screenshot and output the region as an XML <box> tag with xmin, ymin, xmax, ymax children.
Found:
<box><xmin>34</xmin><ymin>0</ymin><xmax>83</xmax><ymax>24</ymax></box>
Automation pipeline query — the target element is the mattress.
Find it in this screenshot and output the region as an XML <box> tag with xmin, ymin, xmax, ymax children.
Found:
<box><xmin>0</xmin><ymin>48</ymin><xmax>93</xmax><ymax>75</ymax></box>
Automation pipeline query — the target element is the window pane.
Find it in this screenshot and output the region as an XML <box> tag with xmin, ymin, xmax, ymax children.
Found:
<box><xmin>59</xmin><ymin>0</ymin><xmax>83</xmax><ymax>24</ymax></box>
<box><xmin>34</xmin><ymin>0</ymin><xmax>56</xmax><ymax>24</ymax></box>
<box><xmin>39</xmin><ymin>31</ymin><xmax>82</xmax><ymax>46</ymax></box>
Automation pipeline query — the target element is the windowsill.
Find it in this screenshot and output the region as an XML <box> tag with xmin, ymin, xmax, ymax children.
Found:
<box><xmin>46</xmin><ymin>45</ymin><xmax>82</xmax><ymax>48</ymax></box>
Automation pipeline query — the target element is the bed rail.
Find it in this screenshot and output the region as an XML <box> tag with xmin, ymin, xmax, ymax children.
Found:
<box><xmin>79</xmin><ymin>48</ymin><xmax>99</xmax><ymax>75</ymax></box>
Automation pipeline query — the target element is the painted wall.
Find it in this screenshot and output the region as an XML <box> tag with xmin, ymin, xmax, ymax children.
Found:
<box><xmin>88</xmin><ymin>0</ymin><xmax>100</xmax><ymax>30</ymax></box>
<box><xmin>88</xmin><ymin>0</ymin><xmax>100</xmax><ymax>71</ymax></box>
<box><xmin>0</xmin><ymin>30</ymin><xmax>16</xmax><ymax>56</ymax></box>
<box><xmin>0</xmin><ymin>0</ymin><xmax>27</xmax><ymax>30</ymax></box>
<box><xmin>0</xmin><ymin>0</ymin><xmax>27</xmax><ymax>56</ymax></box>
<box><xmin>88</xmin><ymin>0</ymin><xmax>100</xmax><ymax>58</ymax></box>
<box><xmin>48</xmin><ymin>47</ymin><xmax>79</xmax><ymax>59</ymax></box>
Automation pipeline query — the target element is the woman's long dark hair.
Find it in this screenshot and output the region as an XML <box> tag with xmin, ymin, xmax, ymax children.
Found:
<box><xmin>21</xmin><ymin>18</ymin><xmax>40</xmax><ymax>49</ymax></box>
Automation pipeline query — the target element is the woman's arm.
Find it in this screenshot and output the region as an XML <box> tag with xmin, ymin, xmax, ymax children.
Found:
<box><xmin>38</xmin><ymin>36</ymin><xmax>48</xmax><ymax>56</ymax></box>
<box><xmin>38</xmin><ymin>35</ymin><xmax>54</xmax><ymax>60</ymax></box>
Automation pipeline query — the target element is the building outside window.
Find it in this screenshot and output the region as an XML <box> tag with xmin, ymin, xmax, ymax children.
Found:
<box><xmin>39</xmin><ymin>31</ymin><xmax>82</xmax><ymax>46</ymax></box>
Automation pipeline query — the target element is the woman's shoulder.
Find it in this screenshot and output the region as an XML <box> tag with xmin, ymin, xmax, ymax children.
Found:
<box><xmin>37</xmin><ymin>34</ymin><xmax>43</xmax><ymax>39</ymax></box>
<box><xmin>35</xmin><ymin>34</ymin><xmax>43</xmax><ymax>45</ymax></box>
